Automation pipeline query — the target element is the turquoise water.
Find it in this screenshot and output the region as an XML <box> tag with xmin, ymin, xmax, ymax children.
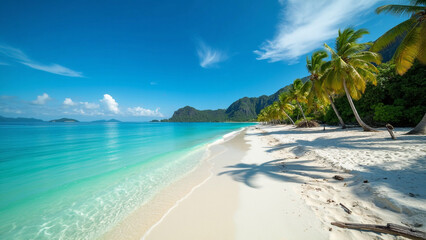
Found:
<box><xmin>0</xmin><ymin>122</ymin><xmax>254</xmax><ymax>239</ymax></box>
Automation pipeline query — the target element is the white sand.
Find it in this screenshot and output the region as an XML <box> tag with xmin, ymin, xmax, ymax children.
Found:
<box><xmin>144</xmin><ymin>127</ymin><xmax>329</xmax><ymax>240</ymax></box>
<box><xmin>106</xmin><ymin>125</ymin><xmax>426</xmax><ymax>240</ymax></box>
<box><xmin>256</xmin><ymin>125</ymin><xmax>426</xmax><ymax>239</ymax></box>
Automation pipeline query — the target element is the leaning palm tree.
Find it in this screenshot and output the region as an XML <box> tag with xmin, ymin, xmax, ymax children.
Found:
<box><xmin>278</xmin><ymin>92</ymin><xmax>296</xmax><ymax>125</ymax></box>
<box><xmin>371</xmin><ymin>1</ymin><xmax>426</xmax><ymax>75</ymax></box>
<box><xmin>322</xmin><ymin>27</ymin><xmax>382</xmax><ymax>132</ymax></box>
<box><xmin>306</xmin><ymin>50</ymin><xmax>346</xmax><ymax>128</ymax></box>
<box><xmin>288</xmin><ymin>79</ymin><xmax>311</xmax><ymax>122</ymax></box>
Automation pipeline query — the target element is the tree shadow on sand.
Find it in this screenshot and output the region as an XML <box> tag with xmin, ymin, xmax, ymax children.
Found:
<box><xmin>218</xmin><ymin>159</ymin><xmax>333</xmax><ymax>188</ymax></box>
<box><xmin>265</xmin><ymin>135</ymin><xmax>426</xmax><ymax>154</ymax></box>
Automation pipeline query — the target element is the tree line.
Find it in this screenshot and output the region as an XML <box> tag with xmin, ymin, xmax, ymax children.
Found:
<box><xmin>257</xmin><ymin>1</ymin><xmax>426</xmax><ymax>134</ymax></box>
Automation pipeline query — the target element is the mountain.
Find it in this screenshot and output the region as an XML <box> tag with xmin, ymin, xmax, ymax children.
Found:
<box><xmin>92</xmin><ymin>119</ymin><xmax>121</xmax><ymax>123</ymax></box>
<box><xmin>169</xmin><ymin>106</ymin><xmax>228</xmax><ymax>122</ymax></box>
<box><xmin>49</xmin><ymin>118</ymin><xmax>79</xmax><ymax>123</ymax></box>
<box><xmin>168</xmin><ymin>77</ymin><xmax>308</xmax><ymax>122</ymax></box>
<box><xmin>168</xmin><ymin>35</ymin><xmax>400</xmax><ymax>123</ymax></box>
<box><xmin>0</xmin><ymin>115</ymin><xmax>44</xmax><ymax>122</ymax></box>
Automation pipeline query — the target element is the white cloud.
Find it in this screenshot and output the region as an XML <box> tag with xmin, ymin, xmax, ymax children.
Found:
<box><xmin>0</xmin><ymin>44</ymin><xmax>83</xmax><ymax>77</ymax></box>
<box><xmin>63</xmin><ymin>98</ymin><xmax>76</xmax><ymax>106</ymax></box>
<box><xmin>21</xmin><ymin>62</ymin><xmax>83</xmax><ymax>77</ymax></box>
<box><xmin>196</xmin><ymin>40</ymin><xmax>227</xmax><ymax>68</ymax></box>
<box><xmin>100</xmin><ymin>94</ymin><xmax>119</xmax><ymax>114</ymax></box>
<box><xmin>254</xmin><ymin>0</ymin><xmax>381</xmax><ymax>62</ymax></box>
<box><xmin>128</xmin><ymin>106</ymin><xmax>164</xmax><ymax>117</ymax></box>
<box><xmin>32</xmin><ymin>93</ymin><xmax>51</xmax><ymax>105</ymax></box>
<box><xmin>80</xmin><ymin>101</ymin><xmax>99</xmax><ymax>109</ymax></box>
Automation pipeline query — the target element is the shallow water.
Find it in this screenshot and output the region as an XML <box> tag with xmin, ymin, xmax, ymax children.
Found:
<box><xmin>0</xmin><ymin>122</ymin><xmax>254</xmax><ymax>239</ymax></box>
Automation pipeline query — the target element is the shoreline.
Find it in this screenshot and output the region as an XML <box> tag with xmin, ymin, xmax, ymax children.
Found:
<box><xmin>103</xmin><ymin>124</ymin><xmax>426</xmax><ymax>240</ymax></box>
<box><xmin>101</xmin><ymin>127</ymin><xmax>250</xmax><ymax>240</ymax></box>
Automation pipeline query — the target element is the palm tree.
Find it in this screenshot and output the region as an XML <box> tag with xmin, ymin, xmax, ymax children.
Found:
<box><xmin>288</xmin><ymin>79</ymin><xmax>312</xmax><ymax>122</ymax></box>
<box><xmin>372</xmin><ymin>1</ymin><xmax>426</xmax><ymax>135</ymax></box>
<box><xmin>306</xmin><ymin>50</ymin><xmax>346</xmax><ymax>128</ymax></box>
<box><xmin>407</xmin><ymin>114</ymin><xmax>426</xmax><ymax>134</ymax></box>
<box><xmin>271</xmin><ymin>102</ymin><xmax>282</xmax><ymax>124</ymax></box>
<box><xmin>322</xmin><ymin>27</ymin><xmax>382</xmax><ymax>132</ymax></box>
<box><xmin>278</xmin><ymin>92</ymin><xmax>295</xmax><ymax>125</ymax></box>
<box><xmin>371</xmin><ymin>0</ymin><xmax>426</xmax><ymax>75</ymax></box>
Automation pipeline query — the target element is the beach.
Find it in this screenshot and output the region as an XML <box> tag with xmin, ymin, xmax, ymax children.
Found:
<box><xmin>115</xmin><ymin>124</ymin><xmax>426</xmax><ymax>240</ymax></box>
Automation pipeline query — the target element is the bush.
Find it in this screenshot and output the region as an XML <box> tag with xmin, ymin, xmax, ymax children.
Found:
<box><xmin>373</xmin><ymin>103</ymin><xmax>404</xmax><ymax>124</ymax></box>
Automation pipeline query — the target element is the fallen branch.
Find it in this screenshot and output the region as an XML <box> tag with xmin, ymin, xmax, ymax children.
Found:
<box><xmin>386</xmin><ymin>124</ymin><xmax>397</xmax><ymax>140</ymax></box>
<box><xmin>339</xmin><ymin>203</ymin><xmax>352</xmax><ymax>214</ymax></box>
<box><xmin>331</xmin><ymin>222</ymin><xmax>426</xmax><ymax>240</ymax></box>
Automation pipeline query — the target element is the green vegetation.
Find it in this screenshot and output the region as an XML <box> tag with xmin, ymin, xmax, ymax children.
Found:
<box><xmin>169</xmin><ymin>106</ymin><xmax>228</xmax><ymax>122</ymax></box>
<box><xmin>323</xmin><ymin>62</ymin><xmax>425</xmax><ymax>127</ymax></box>
<box><xmin>322</xmin><ymin>28</ymin><xmax>382</xmax><ymax>131</ymax></box>
<box><xmin>49</xmin><ymin>118</ymin><xmax>79</xmax><ymax>122</ymax></box>
<box><xmin>258</xmin><ymin>23</ymin><xmax>425</xmax><ymax>133</ymax></box>
<box><xmin>371</xmin><ymin>0</ymin><xmax>426</xmax><ymax>75</ymax></box>
<box><xmin>170</xmin><ymin>2</ymin><xmax>425</xmax><ymax>133</ymax></box>
<box><xmin>287</xmin><ymin>79</ymin><xmax>311</xmax><ymax>122</ymax></box>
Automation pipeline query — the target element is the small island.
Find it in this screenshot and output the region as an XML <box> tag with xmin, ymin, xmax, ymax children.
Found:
<box><xmin>49</xmin><ymin>118</ymin><xmax>79</xmax><ymax>123</ymax></box>
<box><xmin>91</xmin><ymin>119</ymin><xmax>121</xmax><ymax>123</ymax></box>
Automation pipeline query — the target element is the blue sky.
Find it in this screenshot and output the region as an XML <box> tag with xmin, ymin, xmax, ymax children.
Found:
<box><xmin>0</xmin><ymin>0</ymin><xmax>404</xmax><ymax>121</ymax></box>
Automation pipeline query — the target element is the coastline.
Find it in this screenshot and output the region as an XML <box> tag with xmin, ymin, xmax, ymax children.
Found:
<box><xmin>103</xmin><ymin>124</ymin><xmax>426</xmax><ymax>240</ymax></box>
<box><xmin>101</xmin><ymin>126</ymin><xmax>250</xmax><ymax>240</ymax></box>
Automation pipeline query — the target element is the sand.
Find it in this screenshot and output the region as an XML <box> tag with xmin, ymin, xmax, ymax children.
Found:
<box><xmin>254</xmin><ymin>125</ymin><xmax>426</xmax><ymax>239</ymax></box>
<box><xmin>105</xmin><ymin>124</ymin><xmax>426</xmax><ymax>240</ymax></box>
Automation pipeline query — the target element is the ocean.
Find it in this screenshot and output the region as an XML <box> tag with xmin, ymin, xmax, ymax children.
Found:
<box><xmin>0</xmin><ymin>122</ymin><xmax>254</xmax><ymax>239</ymax></box>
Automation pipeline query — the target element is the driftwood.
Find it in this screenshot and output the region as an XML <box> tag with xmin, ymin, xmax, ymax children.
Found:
<box><xmin>386</xmin><ymin>124</ymin><xmax>397</xmax><ymax>140</ymax></box>
<box><xmin>333</xmin><ymin>175</ymin><xmax>344</xmax><ymax>181</ymax></box>
<box><xmin>339</xmin><ymin>203</ymin><xmax>352</xmax><ymax>214</ymax></box>
<box><xmin>331</xmin><ymin>222</ymin><xmax>426</xmax><ymax>240</ymax></box>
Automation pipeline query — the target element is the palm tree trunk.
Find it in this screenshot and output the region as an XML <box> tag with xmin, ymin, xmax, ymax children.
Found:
<box><xmin>343</xmin><ymin>79</ymin><xmax>378</xmax><ymax>132</ymax></box>
<box><xmin>296</xmin><ymin>100</ymin><xmax>307</xmax><ymax>121</ymax></box>
<box><xmin>282</xmin><ymin>111</ymin><xmax>295</xmax><ymax>125</ymax></box>
<box><xmin>406</xmin><ymin>113</ymin><xmax>426</xmax><ymax>135</ymax></box>
<box><xmin>328</xmin><ymin>94</ymin><xmax>346</xmax><ymax>129</ymax></box>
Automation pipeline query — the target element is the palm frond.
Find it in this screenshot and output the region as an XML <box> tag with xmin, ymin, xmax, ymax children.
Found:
<box><xmin>357</xmin><ymin>67</ymin><xmax>377</xmax><ymax>85</ymax></box>
<box><xmin>417</xmin><ymin>22</ymin><xmax>426</xmax><ymax>64</ymax></box>
<box><xmin>409</xmin><ymin>0</ymin><xmax>426</xmax><ymax>6</ymax></box>
<box><xmin>348</xmin><ymin>28</ymin><xmax>369</xmax><ymax>43</ymax></box>
<box><xmin>394</xmin><ymin>21</ymin><xmax>422</xmax><ymax>75</ymax></box>
<box><xmin>370</xmin><ymin>18</ymin><xmax>416</xmax><ymax>52</ymax></box>
<box><xmin>319</xmin><ymin>61</ymin><xmax>331</xmax><ymax>73</ymax></box>
<box><xmin>342</xmin><ymin>43</ymin><xmax>370</xmax><ymax>57</ymax></box>
<box><xmin>312</xmin><ymin>50</ymin><xmax>328</xmax><ymax>60</ymax></box>
<box><xmin>376</xmin><ymin>4</ymin><xmax>425</xmax><ymax>16</ymax></box>
<box><xmin>301</xmin><ymin>81</ymin><xmax>312</xmax><ymax>95</ymax></box>
<box><xmin>336</xmin><ymin>28</ymin><xmax>355</xmax><ymax>51</ymax></box>
<box><xmin>351</xmin><ymin>51</ymin><xmax>382</xmax><ymax>64</ymax></box>
<box><xmin>324</xmin><ymin>43</ymin><xmax>337</xmax><ymax>58</ymax></box>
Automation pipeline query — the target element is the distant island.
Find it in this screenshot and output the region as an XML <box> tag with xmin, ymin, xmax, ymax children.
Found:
<box><xmin>49</xmin><ymin>118</ymin><xmax>79</xmax><ymax>123</ymax></box>
<box><xmin>0</xmin><ymin>116</ymin><xmax>44</xmax><ymax>122</ymax></box>
<box><xmin>91</xmin><ymin>119</ymin><xmax>121</xmax><ymax>123</ymax></box>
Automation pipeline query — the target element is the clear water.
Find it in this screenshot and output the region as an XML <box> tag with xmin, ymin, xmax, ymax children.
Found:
<box><xmin>0</xmin><ymin>122</ymin><xmax>254</xmax><ymax>239</ymax></box>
